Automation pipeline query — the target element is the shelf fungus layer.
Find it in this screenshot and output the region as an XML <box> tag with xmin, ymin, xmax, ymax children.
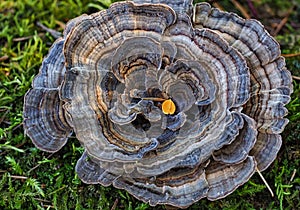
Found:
<box><xmin>23</xmin><ymin>0</ymin><xmax>292</xmax><ymax>208</ymax></box>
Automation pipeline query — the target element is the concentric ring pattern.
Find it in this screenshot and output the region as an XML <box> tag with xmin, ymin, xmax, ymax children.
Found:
<box><xmin>23</xmin><ymin>0</ymin><xmax>292</xmax><ymax>208</ymax></box>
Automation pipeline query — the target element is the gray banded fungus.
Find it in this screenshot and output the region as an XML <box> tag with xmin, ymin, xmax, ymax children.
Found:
<box><xmin>23</xmin><ymin>0</ymin><xmax>293</xmax><ymax>208</ymax></box>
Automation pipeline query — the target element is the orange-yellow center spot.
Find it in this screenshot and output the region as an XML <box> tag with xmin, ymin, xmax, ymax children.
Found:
<box><xmin>162</xmin><ymin>99</ymin><xmax>176</xmax><ymax>115</ymax></box>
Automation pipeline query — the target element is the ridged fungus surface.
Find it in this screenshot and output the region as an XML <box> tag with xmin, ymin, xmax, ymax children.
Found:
<box><xmin>24</xmin><ymin>0</ymin><xmax>293</xmax><ymax>208</ymax></box>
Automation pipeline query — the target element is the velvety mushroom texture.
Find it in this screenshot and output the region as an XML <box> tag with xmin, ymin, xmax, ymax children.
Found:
<box><xmin>23</xmin><ymin>0</ymin><xmax>293</xmax><ymax>208</ymax></box>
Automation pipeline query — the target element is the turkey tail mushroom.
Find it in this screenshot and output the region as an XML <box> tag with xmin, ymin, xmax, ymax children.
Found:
<box><xmin>24</xmin><ymin>0</ymin><xmax>292</xmax><ymax>208</ymax></box>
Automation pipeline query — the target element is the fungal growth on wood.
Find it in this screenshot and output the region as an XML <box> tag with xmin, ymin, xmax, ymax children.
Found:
<box><xmin>23</xmin><ymin>0</ymin><xmax>293</xmax><ymax>208</ymax></box>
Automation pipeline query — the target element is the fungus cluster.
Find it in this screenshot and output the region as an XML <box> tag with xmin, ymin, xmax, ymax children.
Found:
<box><xmin>24</xmin><ymin>0</ymin><xmax>292</xmax><ymax>208</ymax></box>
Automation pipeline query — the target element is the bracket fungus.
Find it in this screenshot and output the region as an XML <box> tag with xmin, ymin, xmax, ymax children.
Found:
<box><xmin>23</xmin><ymin>0</ymin><xmax>293</xmax><ymax>208</ymax></box>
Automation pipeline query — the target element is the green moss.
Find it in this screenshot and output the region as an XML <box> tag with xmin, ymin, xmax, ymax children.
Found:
<box><xmin>1</xmin><ymin>0</ymin><xmax>299</xmax><ymax>209</ymax></box>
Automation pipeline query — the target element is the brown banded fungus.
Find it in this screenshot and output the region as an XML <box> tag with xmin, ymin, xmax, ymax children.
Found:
<box><xmin>23</xmin><ymin>0</ymin><xmax>293</xmax><ymax>208</ymax></box>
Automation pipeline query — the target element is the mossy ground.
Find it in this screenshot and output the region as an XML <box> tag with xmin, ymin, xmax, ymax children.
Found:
<box><xmin>1</xmin><ymin>0</ymin><xmax>300</xmax><ymax>209</ymax></box>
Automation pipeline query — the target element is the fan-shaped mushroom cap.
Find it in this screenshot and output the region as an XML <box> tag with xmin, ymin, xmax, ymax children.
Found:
<box><xmin>23</xmin><ymin>15</ymin><xmax>89</xmax><ymax>152</ymax></box>
<box><xmin>23</xmin><ymin>0</ymin><xmax>292</xmax><ymax>208</ymax></box>
<box><xmin>193</xmin><ymin>3</ymin><xmax>292</xmax><ymax>170</ymax></box>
